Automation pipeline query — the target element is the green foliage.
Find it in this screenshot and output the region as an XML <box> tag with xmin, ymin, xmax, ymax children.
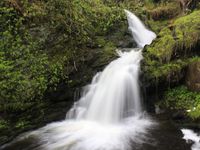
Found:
<box><xmin>22</xmin><ymin>0</ymin><xmax>124</xmax><ymax>53</ymax></box>
<box><xmin>0</xmin><ymin>5</ymin><xmax>64</xmax><ymax>112</ymax></box>
<box><xmin>174</xmin><ymin>10</ymin><xmax>200</xmax><ymax>51</ymax></box>
<box><xmin>15</xmin><ymin>120</ymin><xmax>30</xmax><ymax>129</ymax></box>
<box><xmin>146</xmin><ymin>10</ymin><xmax>200</xmax><ymax>63</ymax></box>
<box><xmin>147</xmin><ymin>1</ymin><xmax>181</xmax><ymax>20</ymax></box>
<box><xmin>163</xmin><ymin>86</ymin><xmax>200</xmax><ymax>120</ymax></box>
<box><xmin>0</xmin><ymin>0</ymin><xmax>131</xmax><ymax>114</ymax></box>
<box><xmin>189</xmin><ymin>104</ymin><xmax>200</xmax><ymax>120</ymax></box>
<box><xmin>0</xmin><ymin>119</ymin><xmax>9</xmax><ymax>130</ymax></box>
<box><xmin>188</xmin><ymin>56</ymin><xmax>200</xmax><ymax>63</ymax></box>
<box><xmin>153</xmin><ymin>60</ymin><xmax>186</xmax><ymax>79</ymax></box>
<box><xmin>147</xmin><ymin>28</ymin><xmax>175</xmax><ymax>63</ymax></box>
<box><xmin>147</xmin><ymin>20</ymin><xmax>168</xmax><ymax>33</ymax></box>
<box><xmin>143</xmin><ymin>10</ymin><xmax>200</xmax><ymax>83</ymax></box>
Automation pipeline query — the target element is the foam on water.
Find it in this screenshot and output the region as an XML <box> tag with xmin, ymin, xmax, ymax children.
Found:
<box><xmin>3</xmin><ymin>117</ymin><xmax>152</xmax><ymax>150</ymax></box>
<box><xmin>181</xmin><ymin>129</ymin><xmax>200</xmax><ymax>150</ymax></box>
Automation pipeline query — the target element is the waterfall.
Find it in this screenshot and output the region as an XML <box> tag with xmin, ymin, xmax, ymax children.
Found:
<box><xmin>1</xmin><ymin>10</ymin><xmax>156</xmax><ymax>150</ymax></box>
<box><xmin>124</xmin><ymin>10</ymin><xmax>156</xmax><ymax>48</ymax></box>
<box><xmin>66</xmin><ymin>10</ymin><xmax>156</xmax><ymax>124</ymax></box>
<box><xmin>66</xmin><ymin>49</ymin><xmax>143</xmax><ymax>123</ymax></box>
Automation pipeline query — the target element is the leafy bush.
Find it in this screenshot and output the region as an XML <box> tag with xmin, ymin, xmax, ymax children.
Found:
<box><xmin>0</xmin><ymin>0</ymin><xmax>126</xmax><ymax>113</ymax></box>
<box><xmin>0</xmin><ymin>119</ymin><xmax>8</xmax><ymax>130</ymax></box>
<box><xmin>163</xmin><ymin>86</ymin><xmax>200</xmax><ymax>120</ymax></box>
<box><xmin>22</xmin><ymin>0</ymin><xmax>124</xmax><ymax>53</ymax></box>
<box><xmin>0</xmin><ymin>6</ymin><xmax>64</xmax><ymax>112</ymax></box>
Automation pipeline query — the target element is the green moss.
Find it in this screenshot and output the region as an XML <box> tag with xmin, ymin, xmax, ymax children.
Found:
<box><xmin>103</xmin><ymin>42</ymin><xmax>116</xmax><ymax>56</ymax></box>
<box><xmin>162</xmin><ymin>86</ymin><xmax>200</xmax><ymax>120</ymax></box>
<box><xmin>0</xmin><ymin>5</ymin><xmax>68</xmax><ymax>114</ymax></box>
<box><xmin>174</xmin><ymin>10</ymin><xmax>200</xmax><ymax>51</ymax></box>
<box><xmin>15</xmin><ymin>120</ymin><xmax>30</xmax><ymax>129</ymax></box>
<box><xmin>93</xmin><ymin>42</ymin><xmax>117</xmax><ymax>68</ymax></box>
<box><xmin>189</xmin><ymin>104</ymin><xmax>200</xmax><ymax>120</ymax></box>
<box><xmin>144</xmin><ymin>57</ymin><xmax>187</xmax><ymax>82</ymax></box>
<box><xmin>155</xmin><ymin>60</ymin><xmax>186</xmax><ymax>78</ymax></box>
<box><xmin>147</xmin><ymin>19</ymin><xmax>169</xmax><ymax>33</ymax></box>
<box><xmin>95</xmin><ymin>36</ymin><xmax>107</xmax><ymax>48</ymax></box>
<box><xmin>147</xmin><ymin>2</ymin><xmax>181</xmax><ymax>20</ymax></box>
<box><xmin>0</xmin><ymin>0</ymin><xmax>128</xmax><ymax>114</ymax></box>
<box><xmin>143</xmin><ymin>10</ymin><xmax>200</xmax><ymax>82</ymax></box>
<box><xmin>147</xmin><ymin>28</ymin><xmax>175</xmax><ymax>63</ymax></box>
<box><xmin>188</xmin><ymin>56</ymin><xmax>200</xmax><ymax>63</ymax></box>
<box><xmin>0</xmin><ymin>119</ymin><xmax>9</xmax><ymax>130</ymax></box>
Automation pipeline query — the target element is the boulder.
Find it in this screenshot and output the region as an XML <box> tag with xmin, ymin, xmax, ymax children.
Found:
<box><xmin>186</xmin><ymin>61</ymin><xmax>200</xmax><ymax>92</ymax></box>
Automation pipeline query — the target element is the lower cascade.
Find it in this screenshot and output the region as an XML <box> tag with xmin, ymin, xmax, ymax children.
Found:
<box><xmin>1</xmin><ymin>10</ymin><xmax>156</xmax><ymax>150</ymax></box>
<box><xmin>66</xmin><ymin>48</ymin><xmax>143</xmax><ymax>123</ymax></box>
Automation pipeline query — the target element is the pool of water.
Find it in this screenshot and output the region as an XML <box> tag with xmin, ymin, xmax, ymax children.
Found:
<box><xmin>0</xmin><ymin>115</ymin><xmax>192</xmax><ymax>150</ymax></box>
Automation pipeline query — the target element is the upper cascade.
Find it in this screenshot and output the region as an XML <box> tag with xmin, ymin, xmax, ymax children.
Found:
<box><xmin>124</xmin><ymin>9</ymin><xmax>156</xmax><ymax>48</ymax></box>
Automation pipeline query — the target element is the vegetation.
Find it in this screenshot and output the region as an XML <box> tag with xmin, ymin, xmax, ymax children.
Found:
<box><xmin>0</xmin><ymin>5</ymin><xmax>64</xmax><ymax>113</ymax></box>
<box><xmin>147</xmin><ymin>1</ymin><xmax>181</xmax><ymax>20</ymax></box>
<box><xmin>0</xmin><ymin>0</ymin><xmax>146</xmax><ymax>144</ymax></box>
<box><xmin>142</xmin><ymin>0</ymin><xmax>200</xmax><ymax>123</ymax></box>
<box><xmin>0</xmin><ymin>0</ymin><xmax>126</xmax><ymax>113</ymax></box>
<box><xmin>174</xmin><ymin>10</ymin><xmax>200</xmax><ymax>51</ymax></box>
<box><xmin>143</xmin><ymin>10</ymin><xmax>200</xmax><ymax>82</ymax></box>
<box><xmin>163</xmin><ymin>86</ymin><xmax>200</xmax><ymax>120</ymax></box>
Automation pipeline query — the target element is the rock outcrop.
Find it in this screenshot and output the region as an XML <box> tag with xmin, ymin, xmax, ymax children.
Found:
<box><xmin>186</xmin><ymin>61</ymin><xmax>200</xmax><ymax>92</ymax></box>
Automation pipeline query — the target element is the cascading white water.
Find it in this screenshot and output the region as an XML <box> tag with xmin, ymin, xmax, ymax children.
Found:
<box><xmin>66</xmin><ymin>10</ymin><xmax>156</xmax><ymax>124</ymax></box>
<box><xmin>1</xmin><ymin>10</ymin><xmax>156</xmax><ymax>150</ymax></box>
<box><xmin>181</xmin><ymin>129</ymin><xmax>200</xmax><ymax>150</ymax></box>
<box><xmin>66</xmin><ymin>48</ymin><xmax>143</xmax><ymax>123</ymax></box>
<box><xmin>124</xmin><ymin>10</ymin><xmax>156</xmax><ymax>48</ymax></box>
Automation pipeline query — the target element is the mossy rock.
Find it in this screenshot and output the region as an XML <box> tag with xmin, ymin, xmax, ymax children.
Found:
<box><xmin>147</xmin><ymin>2</ymin><xmax>181</xmax><ymax>21</ymax></box>
<box><xmin>146</xmin><ymin>28</ymin><xmax>175</xmax><ymax>63</ymax></box>
<box><xmin>143</xmin><ymin>10</ymin><xmax>200</xmax><ymax>82</ymax></box>
<box><xmin>173</xmin><ymin>10</ymin><xmax>200</xmax><ymax>52</ymax></box>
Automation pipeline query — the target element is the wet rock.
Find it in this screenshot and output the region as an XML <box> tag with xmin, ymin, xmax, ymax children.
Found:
<box><xmin>117</xmin><ymin>35</ymin><xmax>137</xmax><ymax>48</ymax></box>
<box><xmin>141</xmin><ymin>115</ymin><xmax>191</xmax><ymax>150</ymax></box>
<box><xmin>186</xmin><ymin>61</ymin><xmax>200</xmax><ymax>92</ymax></box>
<box><xmin>155</xmin><ymin>104</ymin><xmax>165</xmax><ymax>114</ymax></box>
<box><xmin>186</xmin><ymin>139</ymin><xmax>195</xmax><ymax>145</ymax></box>
<box><xmin>172</xmin><ymin>111</ymin><xmax>186</xmax><ymax>120</ymax></box>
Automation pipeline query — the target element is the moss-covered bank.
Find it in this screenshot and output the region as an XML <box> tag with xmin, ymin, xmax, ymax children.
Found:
<box><xmin>143</xmin><ymin>10</ymin><xmax>200</xmax><ymax>81</ymax></box>
<box><xmin>157</xmin><ymin>86</ymin><xmax>200</xmax><ymax>119</ymax></box>
<box><xmin>142</xmin><ymin>1</ymin><xmax>200</xmax><ymax>124</ymax></box>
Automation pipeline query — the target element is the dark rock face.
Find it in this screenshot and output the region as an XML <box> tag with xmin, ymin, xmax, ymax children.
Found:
<box><xmin>117</xmin><ymin>34</ymin><xmax>137</xmax><ymax>48</ymax></box>
<box><xmin>186</xmin><ymin>61</ymin><xmax>200</xmax><ymax>92</ymax></box>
